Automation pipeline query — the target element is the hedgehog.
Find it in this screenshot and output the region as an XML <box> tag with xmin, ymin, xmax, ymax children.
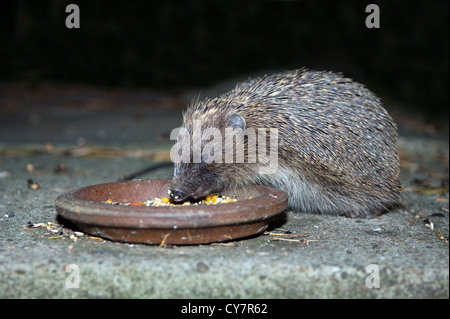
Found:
<box><xmin>169</xmin><ymin>69</ymin><xmax>401</xmax><ymax>218</ymax></box>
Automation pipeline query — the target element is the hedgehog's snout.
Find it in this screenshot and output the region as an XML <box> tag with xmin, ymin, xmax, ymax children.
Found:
<box><xmin>169</xmin><ymin>189</ymin><xmax>187</xmax><ymax>203</ymax></box>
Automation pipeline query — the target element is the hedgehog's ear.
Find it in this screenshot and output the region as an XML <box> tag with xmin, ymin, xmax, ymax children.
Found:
<box><xmin>228</xmin><ymin>112</ymin><xmax>246</xmax><ymax>131</ymax></box>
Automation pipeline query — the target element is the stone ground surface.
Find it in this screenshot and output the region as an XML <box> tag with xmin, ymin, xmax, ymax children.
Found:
<box><xmin>0</xmin><ymin>85</ymin><xmax>448</xmax><ymax>299</ymax></box>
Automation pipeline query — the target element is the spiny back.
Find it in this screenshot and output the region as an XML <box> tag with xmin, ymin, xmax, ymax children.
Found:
<box><xmin>179</xmin><ymin>69</ymin><xmax>401</xmax><ymax>217</ymax></box>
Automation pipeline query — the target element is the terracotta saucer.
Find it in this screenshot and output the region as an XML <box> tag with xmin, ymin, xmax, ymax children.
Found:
<box><xmin>55</xmin><ymin>179</ymin><xmax>288</xmax><ymax>245</ymax></box>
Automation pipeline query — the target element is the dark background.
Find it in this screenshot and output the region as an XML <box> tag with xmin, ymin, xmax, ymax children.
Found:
<box><xmin>0</xmin><ymin>0</ymin><xmax>448</xmax><ymax>132</ymax></box>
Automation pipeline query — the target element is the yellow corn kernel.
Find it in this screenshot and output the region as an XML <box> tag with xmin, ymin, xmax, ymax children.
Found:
<box><xmin>212</xmin><ymin>195</ymin><xmax>218</xmax><ymax>203</ymax></box>
<box><xmin>205</xmin><ymin>195</ymin><xmax>212</xmax><ymax>203</ymax></box>
<box><xmin>106</xmin><ymin>198</ymin><xmax>112</xmax><ymax>203</ymax></box>
<box><xmin>161</xmin><ymin>197</ymin><xmax>170</xmax><ymax>203</ymax></box>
